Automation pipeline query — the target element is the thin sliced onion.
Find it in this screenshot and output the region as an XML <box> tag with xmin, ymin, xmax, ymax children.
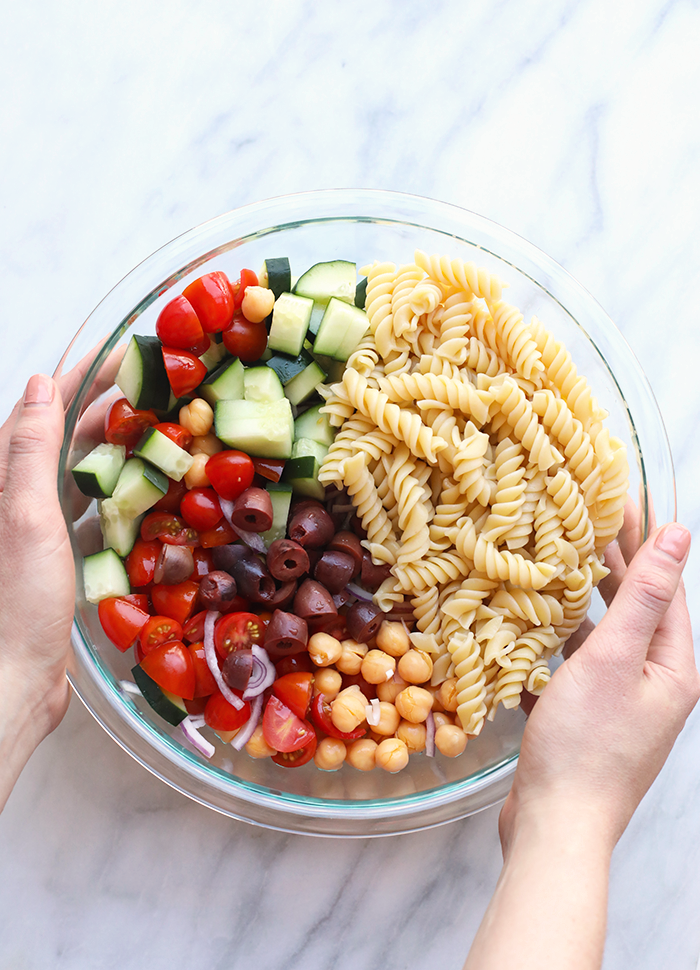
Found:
<box><xmin>345</xmin><ymin>582</ymin><xmax>374</xmax><ymax>602</ymax></box>
<box><xmin>365</xmin><ymin>698</ymin><xmax>381</xmax><ymax>727</ymax></box>
<box><xmin>243</xmin><ymin>645</ymin><xmax>276</xmax><ymax>699</ymax></box>
<box><xmin>203</xmin><ymin>610</ymin><xmax>244</xmax><ymax>710</ymax></box>
<box><xmin>180</xmin><ymin>716</ymin><xmax>216</xmax><ymax>759</ymax></box>
<box><xmin>425</xmin><ymin>711</ymin><xmax>436</xmax><ymax>758</ymax></box>
<box><xmin>219</xmin><ymin>497</ymin><xmax>268</xmax><ymax>553</ymax></box>
<box><xmin>332</xmin><ymin>588</ymin><xmax>355</xmax><ymax>609</ymax></box>
<box><xmin>231</xmin><ymin>693</ymin><xmax>264</xmax><ymax>751</ymax></box>
<box><xmin>186</xmin><ymin>713</ymin><xmax>207</xmax><ymax>729</ymax></box>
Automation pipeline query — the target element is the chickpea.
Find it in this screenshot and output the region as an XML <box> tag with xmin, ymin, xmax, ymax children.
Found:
<box><xmin>313</xmin><ymin>667</ymin><xmax>342</xmax><ymax>699</ymax></box>
<box><xmin>190</xmin><ymin>432</ymin><xmax>223</xmax><ymax>457</ymax></box>
<box><xmin>184</xmin><ymin>452</ymin><xmax>211</xmax><ymax>488</ymax></box>
<box><xmin>346</xmin><ymin>738</ymin><xmax>378</xmax><ymax>771</ymax></box>
<box><xmin>397</xmin><ymin>648</ymin><xmax>433</xmax><ymax>685</ymax></box>
<box><xmin>436</xmin><ymin>678</ymin><xmax>459</xmax><ymax>713</ymax></box>
<box><xmin>396</xmin><ymin>719</ymin><xmax>427</xmax><ymax>753</ymax></box>
<box><xmin>375</xmin><ymin>737</ymin><xmax>409</xmax><ymax>773</ymax></box>
<box><xmin>373</xmin><ymin>700</ymin><xmax>401</xmax><ymax>737</ymax></box>
<box><xmin>376</xmin><ymin>620</ymin><xmax>410</xmax><ymax>657</ymax></box>
<box><xmin>435</xmin><ymin>723</ymin><xmax>468</xmax><ymax>758</ymax></box>
<box><xmin>432</xmin><ymin>711</ymin><xmax>454</xmax><ymax>731</ymax></box>
<box><xmin>314</xmin><ymin>736</ymin><xmax>346</xmax><ymax>771</ymax></box>
<box><xmin>242</xmin><ymin>285</ymin><xmax>275</xmax><ymax>323</ymax></box>
<box><xmin>335</xmin><ymin>639</ymin><xmax>368</xmax><ymax>675</ymax></box>
<box><xmin>360</xmin><ymin>648</ymin><xmax>396</xmax><ymax>685</ymax></box>
<box><xmin>245</xmin><ymin>724</ymin><xmax>276</xmax><ymax>759</ymax></box>
<box><xmin>395</xmin><ymin>686</ymin><xmax>434</xmax><ymax>723</ymax></box>
<box><xmin>179</xmin><ymin>397</ymin><xmax>214</xmax><ymax>437</ymax></box>
<box><xmin>330</xmin><ymin>685</ymin><xmax>367</xmax><ymax>734</ymax></box>
<box><xmin>308</xmin><ymin>632</ymin><xmax>343</xmax><ymax>667</ymax></box>
<box><xmin>376</xmin><ymin>674</ymin><xmax>408</xmax><ymax>704</ymax></box>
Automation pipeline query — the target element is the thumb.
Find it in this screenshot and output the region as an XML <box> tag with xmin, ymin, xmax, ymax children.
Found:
<box><xmin>1</xmin><ymin>375</ymin><xmax>65</xmax><ymax>508</ymax></box>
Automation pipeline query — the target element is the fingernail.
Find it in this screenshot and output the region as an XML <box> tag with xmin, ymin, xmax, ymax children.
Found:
<box><xmin>23</xmin><ymin>374</ymin><xmax>54</xmax><ymax>407</ymax></box>
<box><xmin>655</xmin><ymin>524</ymin><xmax>691</xmax><ymax>563</ymax></box>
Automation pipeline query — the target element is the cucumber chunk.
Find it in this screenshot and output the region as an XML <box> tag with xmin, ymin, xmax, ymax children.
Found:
<box><xmin>261</xmin><ymin>482</ymin><xmax>293</xmax><ymax>545</ymax></box>
<box><xmin>283</xmin><ymin>440</ymin><xmax>329</xmax><ymax>501</ymax></box>
<box><xmin>215</xmin><ymin>398</ymin><xmax>294</xmax><ymax>459</ymax></box>
<box><xmin>133</xmin><ymin>428</ymin><xmax>194</xmax><ymax>482</ymax></box>
<box><xmin>111</xmin><ymin>458</ymin><xmax>169</xmax><ymax>517</ymax></box>
<box><xmin>200</xmin><ymin>357</ymin><xmax>245</xmax><ymax>406</ymax></box>
<box><xmin>294</xmin><ymin>405</ymin><xmax>336</xmax><ymax>448</ymax></box>
<box><xmin>284</xmin><ymin>360</ymin><xmax>327</xmax><ymax>406</ymax></box>
<box><xmin>268</xmin><ymin>293</ymin><xmax>314</xmax><ymax>357</ymax></box>
<box><xmin>266</xmin><ymin>349</ymin><xmax>315</xmax><ymax>386</ymax></box>
<box><xmin>260</xmin><ymin>257</ymin><xmax>291</xmax><ymax>300</ymax></box>
<box><xmin>131</xmin><ymin>665</ymin><xmax>187</xmax><ymax>726</ymax></box>
<box><xmin>71</xmin><ymin>443</ymin><xmax>126</xmax><ymax>499</ymax></box>
<box><xmin>355</xmin><ymin>277</ymin><xmax>368</xmax><ymax>309</ymax></box>
<box><xmin>294</xmin><ymin>260</ymin><xmax>357</xmax><ymax>306</ymax></box>
<box><xmin>313</xmin><ymin>298</ymin><xmax>369</xmax><ymax>361</ymax></box>
<box><xmin>243</xmin><ymin>366</ymin><xmax>285</xmax><ymax>403</ymax></box>
<box><xmin>116</xmin><ymin>334</ymin><xmax>171</xmax><ymax>411</ymax></box>
<box><xmin>100</xmin><ymin>499</ymin><xmax>144</xmax><ymax>558</ymax></box>
<box><xmin>199</xmin><ymin>336</ymin><xmax>229</xmax><ymax>373</ymax></box>
<box><xmin>83</xmin><ymin>548</ymin><xmax>130</xmax><ymax>604</ymax></box>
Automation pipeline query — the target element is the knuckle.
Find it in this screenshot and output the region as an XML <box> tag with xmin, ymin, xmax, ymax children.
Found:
<box><xmin>630</xmin><ymin>567</ymin><xmax>675</xmax><ymax>613</ymax></box>
<box><xmin>9</xmin><ymin>421</ymin><xmax>47</xmax><ymax>458</ymax></box>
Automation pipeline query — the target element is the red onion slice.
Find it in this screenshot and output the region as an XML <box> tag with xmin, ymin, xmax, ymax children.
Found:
<box><xmin>120</xmin><ymin>679</ymin><xmax>141</xmax><ymax>696</ymax></box>
<box><xmin>365</xmin><ymin>698</ymin><xmax>381</xmax><ymax>727</ymax></box>
<box><xmin>425</xmin><ymin>711</ymin><xmax>436</xmax><ymax>758</ymax></box>
<box><xmin>203</xmin><ymin>610</ymin><xmax>244</xmax><ymax>710</ymax></box>
<box><xmin>242</xmin><ymin>645</ymin><xmax>276</xmax><ymax>699</ymax></box>
<box><xmin>220</xmin><ymin>498</ymin><xmax>267</xmax><ymax>553</ymax></box>
<box><xmin>345</xmin><ymin>582</ymin><xmax>375</xmax><ymax>603</ymax></box>
<box><xmin>180</xmin><ymin>716</ymin><xmax>216</xmax><ymax>759</ymax></box>
<box><xmin>230</xmin><ymin>693</ymin><xmax>264</xmax><ymax>751</ymax></box>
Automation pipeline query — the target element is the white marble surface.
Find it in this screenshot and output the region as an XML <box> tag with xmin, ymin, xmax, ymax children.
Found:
<box><xmin>2</xmin><ymin>1</ymin><xmax>700</xmax><ymax>967</ymax></box>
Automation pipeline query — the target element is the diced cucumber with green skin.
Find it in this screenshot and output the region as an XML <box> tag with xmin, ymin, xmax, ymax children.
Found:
<box><xmin>313</xmin><ymin>298</ymin><xmax>370</xmax><ymax>361</ymax></box>
<box><xmin>294</xmin><ymin>405</ymin><xmax>336</xmax><ymax>448</ymax></box>
<box><xmin>199</xmin><ymin>336</ymin><xmax>229</xmax><ymax>373</ymax></box>
<box><xmin>133</xmin><ymin>427</ymin><xmax>194</xmax><ymax>482</ymax></box>
<box><xmin>111</xmin><ymin>458</ymin><xmax>169</xmax><ymax>518</ymax></box>
<box><xmin>71</xmin><ymin>443</ymin><xmax>126</xmax><ymax>499</ymax></box>
<box><xmin>83</xmin><ymin>548</ymin><xmax>130</xmax><ymax>604</ymax></box>
<box><xmin>159</xmin><ymin>394</ymin><xmax>194</xmax><ymax>423</ymax></box>
<box><xmin>282</xmin><ymin>443</ymin><xmax>327</xmax><ymax>501</ymax></box>
<box><xmin>199</xmin><ymin>357</ymin><xmax>245</xmax><ymax>405</ymax></box>
<box><xmin>215</xmin><ymin>398</ymin><xmax>294</xmax><ymax>459</ymax></box>
<box><xmin>243</xmin><ymin>366</ymin><xmax>285</xmax><ymax>403</ymax></box>
<box><xmin>292</xmin><ymin>437</ymin><xmax>329</xmax><ymax>463</ymax></box>
<box><xmin>261</xmin><ymin>481</ymin><xmax>293</xmax><ymax>545</ymax></box>
<box><xmin>100</xmin><ymin>499</ymin><xmax>144</xmax><ymax>558</ymax></box>
<box><xmin>294</xmin><ymin>260</ymin><xmax>357</xmax><ymax>306</ymax></box>
<box><xmin>268</xmin><ymin>293</ymin><xmax>314</xmax><ymax>357</ymax></box>
<box><xmin>266</xmin><ymin>348</ymin><xmax>315</xmax><ymax>385</ymax></box>
<box><xmin>313</xmin><ymin>355</ymin><xmax>346</xmax><ymax>384</ymax></box>
<box><xmin>116</xmin><ymin>334</ymin><xmax>172</xmax><ymax>411</ymax></box>
<box><xmin>131</xmin><ymin>665</ymin><xmax>187</xmax><ymax>726</ymax></box>
<box><xmin>305</xmin><ymin>303</ymin><xmax>326</xmax><ymax>342</ymax></box>
<box><xmin>260</xmin><ymin>257</ymin><xmax>291</xmax><ymax>300</ymax></box>
<box><xmin>355</xmin><ymin>277</ymin><xmax>368</xmax><ymax>309</ymax></box>
<box><xmin>284</xmin><ymin>360</ymin><xmax>327</xmax><ymax>406</ymax></box>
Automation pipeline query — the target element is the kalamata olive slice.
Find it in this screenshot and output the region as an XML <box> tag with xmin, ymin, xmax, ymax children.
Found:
<box><xmin>230</xmin><ymin>487</ymin><xmax>273</xmax><ymax>533</ymax></box>
<box><xmin>290</xmin><ymin>498</ymin><xmax>325</xmax><ymax>516</ymax></box>
<box><xmin>211</xmin><ymin>543</ymin><xmax>254</xmax><ymax>573</ymax></box>
<box><xmin>293</xmin><ymin>578</ymin><xmax>337</xmax><ymax>618</ymax></box>
<box><xmin>313</xmin><ymin>550</ymin><xmax>356</xmax><ymax>594</ymax></box>
<box><xmin>153</xmin><ymin>545</ymin><xmax>194</xmax><ymax>585</ymax></box>
<box><xmin>222</xmin><ymin>648</ymin><xmax>254</xmax><ymax>691</ymax></box>
<box><xmin>264</xmin><ymin>610</ymin><xmax>308</xmax><ymax>658</ymax></box>
<box><xmin>288</xmin><ymin>506</ymin><xmax>335</xmax><ymax>549</ymax></box>
<box><xmin>266</xmin><ymin>539</ymin><xmax>310</xmax><ymax>581</ymax></box>
<box><xmin>199</xmin><ymin>569</ymin><xmax>238</xmax><ymax>611</ymax></box>
<box><xmin>232</xmin><ymin>557</ymin><xmax>276</xmax><ymax>604</ymax></box>
<box><xmin>268</xmin><ymin>579</ymin><xmax>298</xmax><ymax>609</ymax></box>
<box><xmin>346</xmin><ymin>601</ymin><xmax>384</xmax><ymax>643</ymax></box>
<box><xmin>360</xmin><ymin>551</ymin><xmax>391</xmax><ymax>590</ymax></box>
<box><xmin>350</xmin><ymin>513</ymin><xmax>367</xmax><ymax>539</ymax></box>
<box><xmin>328</xmin><ymin>531</ymin><xmax>363</xmax><ymax>575</ymax></box>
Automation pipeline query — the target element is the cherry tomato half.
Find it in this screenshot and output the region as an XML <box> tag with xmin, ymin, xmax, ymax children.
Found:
<box><xmin>272</xmin><ymin>672</ymin><xmax>314</xmax><ymax>720</ymax></box>
<box><xmin>271</xmin><ymin>728</ymin><xmax>317</xmax><ymax>768</ymax></box>
<box><xmin>104</xmin><ymin>398</ymin><xmax>158</xmax><ymax>450</ymax></box>
<box><xmin>252</xmin><ymin>457</ymin><xmax>286</xmax><ymax>483</ymax></box>
<box><xmin>221</xmin><ymin>314</ymin><xmax>267</xmax><ymax>363</ymax></box>
<box><xmin>150</xmin><ymin>581</ymin><xmax>200</xmax><ymax>626</ymax></box>
<box><xmin>141</xmin><ymin>512</ymin><xmax>199</xmax><ymax>546</ymax></box>
<box><xmin>204</xmin><ymin>690</ymin><xmax>251</xmax><ymax>732</ymax></box>
<box><xmin>153</xmin><ymin>422</ymin><xmax>193</xmax><ymax>450</ymax></box>
<box><xmin>183</xmin><ymin>272</ymin><xmax>235</xmax><ymax>334</ymax></box>
<box><xmin>230</xmin><ymin>268</ymin><xmax>258</xmax><ymax>310</ymax></box>
<box><xmin>140</xmin><ymin>640</ymin><xmax>195</xmax><ymax>700</ymax></box>
<box><xmin>125</xmin><ymin>538</ymin><xmax>161</xmax><ymax>588</ymax></box>
<box><xmin>274</xmin><ymin>653</ymin><xmax>314</xmax><ymax>677</ymax></box>
<box><xmin>153</xmin><ymin>477</ymin><xmax>188</xmax><ymax>513</ymax></box>
<box><xmin>192</xmin><ymin>547</ymin><xmax>215</xmax><ymax>578</ymax></box>
<box><xmin>98</xmin><ymin>597</ymin><xmax>150</xmax><ymax>652</ymax></box>
<box><xmin>310</xmin><ymin>692</ymin><xmax>366</xmax><ymax>741</ymax></box>
<box><xmin>197</xmin><ymin>519</ymin><xmax>238</xmax><ymax>548</ymax></box>
<box><xmin>188</xmin><ymin>641</ymin><xmax>219</xmax><ymax>697</ymax></box>
<box><xmin>162</xmin><ymin>346</ymin><xmax>208</xmax><ymax>398</ymax></box>
<box><xmin>156</xmin><ymin>295</ymin><xmax>205</xmax><ymax>349</ymax></box>
<box><xmin>206</xmin><ymin>450</ymin><xmax>255</xmax><ymax>501</ymax></box>
<box><xmin>263</xmin><ymin>696</ymin><xmax>316</xmax><ymax>753</ymax></box>
<box><xmin>139</xmin><ymin>615</ymin><xmax>183</xmax><ymax>656</ymax></box>
<box><xmin>180</xmin><ymin>487</ymin><xmax>223</xmax><ymax>531</ymax></box>
<box><xmin>214</xmin><ymin>612</ymin><xmax>266</xmax><ymax>658</ymax></box>
<box><xmin>182</xmin><ymin>610</ymin><xmax>207</xmax><ymax>644</ymax></box>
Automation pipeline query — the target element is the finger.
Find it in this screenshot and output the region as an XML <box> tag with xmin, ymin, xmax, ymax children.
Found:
<box><xmin>56</xmin><ymin>342</ymin><xmax>125</xmax><ymax>416</ymax></box>
<box><xmin>597</xmin><ymin>540</ymin><xmax>627</xmax><ymax>607</ymax></box>
<box><xmin>618</xmin><ymin>497</ymin><xmax>644</xmax><ymax>565</ymax></box>
<box><xmin>645</xmin><ymin>578</ymin><xmax>695</xmax><ymax>674</ymax></box>
<box><xmin>596</xmin><ymin>523</ymin><xmax>691</xmax><ymax>666</ymax></box>
<box><xmin>562</xmin><ymin>617</ymin><xmax>595</xmax><ymax>659</ymax></box>
<box><xmin>53</xmin><ymin>339</ymin><xmax>106</xmax><ymax>408</ymax></box>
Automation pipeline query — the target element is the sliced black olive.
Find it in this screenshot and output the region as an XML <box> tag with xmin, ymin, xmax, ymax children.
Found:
<box><xmin>222</xmin><ymin>648</ymin><xmax>253</xmax><ymax>691</ymax></box>
<box><xmin>266</xmin><ymin>538</ymin><xmax>310</xmax><ymax>581</ymax></box>
<box><xmin>313</xmin><ymin>550</ymin><xmax>356</xmax><ymax>594</ymax></box>
<box><xmin>288</xmin><ymin>506</ymin><xmax>335</xmax><ymax>549</ymax></box>
<box><xmin>199</xmin><ymin>569</ymin><xmax>238</xmax><ymax>611</ymax></box>
<box><xmin>264</xmin><ymin>610</ymin><xmax>308</xmax><ymax>658</ymax></box>
<box><xmin>232</xmin><ymin>557</ymin><xmax>276</xmax><ymax>604</ymax></box>
<box><xmin>293</xmin><ymin>578</ymin><xmax>337</xmax><ymax>618</ymax></box>
<box><xmin>346</xmin><ymin>601</ymin><xmax>384</xmax><ymax>643</ymax></box>
<box><xmin>211</xmin><ymin>543</ymin><xmax>254</xmax><ymax>573</ymax></box>
<box><xmin>328</xmin><ymin>530</ymin><xmax>363</xmax><ymax>576</ymax></box>
<box><xmin>360</xmin><ymin>551</ymin><xmax>391</xmax><ymax>590</ymax></box>
<box><xmin>231</xmin><ymin>487</ymin><xmax>273</xmax><ymax>533</ymax></box>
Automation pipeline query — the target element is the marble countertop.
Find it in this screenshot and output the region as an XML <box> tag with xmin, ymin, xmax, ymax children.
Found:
<box><xmin>2</xmin><ymin>2</ymin><xmax>700</xmax><ymax>967</ymax></box>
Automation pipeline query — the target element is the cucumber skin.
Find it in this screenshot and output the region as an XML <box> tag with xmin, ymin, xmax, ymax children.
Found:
<box><xmin>131</xmin><ymin>665</ymin><xmax>187</xmax><ymax>726</ymax></box>
<box><xmin>263</xmin><ymin>258</ymin><xmax>292</xmax><ymax>300</ymax></box>
<box><xmin>116</xmin><ymin>335</ymin><xmax>171</xmax><ymax>411</ymax></box>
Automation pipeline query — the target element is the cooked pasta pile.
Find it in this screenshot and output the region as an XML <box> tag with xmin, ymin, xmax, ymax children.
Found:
<box><xmin>318</xmin><ymin>252</ymin><xmax>629</xmax><ymax>737</ymax></box>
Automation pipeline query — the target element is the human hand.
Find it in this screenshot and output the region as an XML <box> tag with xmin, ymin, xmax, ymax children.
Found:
<box><xmin>499</xmin><ymin>520</ymin><xmax>698</xmax><ymax>854</ymax></box>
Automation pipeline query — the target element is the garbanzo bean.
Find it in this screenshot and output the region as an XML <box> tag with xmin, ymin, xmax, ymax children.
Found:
<box><xmin>360</xmin><ymin>648</ymin><xmax>396</xmax><ymax>685</ymax></box>
<box><xmin>397</xmin><ymin>648</ymin><xmax>433</xmax><ymax>685</ymax></box>
<box><xmin>436</xmin><ymin>677</ymin><xmax>459</xmax><ymax>713</ymax></box>
<box><xmin>375</xmin><ymin>737</ymin><xmax>409</xmax><ymax>773</ymax></box>
<box><xmin>346</xmin><ymin>738</ymin><xmax>378</xmax><ymax>771</ymax></box>
<box><xmin>376</xmin><ymin>674</ymin><xmax>408</xmax><ymax>703</ymax></box>
<box><xmin>314</xmin><ymin>736</ymin><xmax>347</xmax><ymax>771</ymax></box>
<box><xmin>373</xmin><ymin>700</ymin><xmax>401</xmax><ymax>737</ymax></box>
<box><xmin>179</xmin><ymin>397</ymin><xmax>214</xmax><ymax>437</ymax></box>
<box><xmin>313</xmin><ymin>667</ymin><xmax>342</xmax><ymax>699</ymax></box>
<box><xmin>330</xmin><ymin>685</ymin><xmax>367</xmax><ymax>733</ymax></box>
<box><xmin>395</xmin><ymin>686</ymin><xmax>433</xmax><ymax>723</ymax></box>
<box><xmin>308</xmin><ymin>631</ymin><xmax>343</xmax><ymax>667</ymax></box>
<box><xmin>435</xmin><ymin>723</ymin><xmax>468</xmax><ymax>757</ymax></box>
<box><xmin>396</xmin><ymin>719</ymin><xmax>426</xmax><ymax>753</ymax></box>
<box><xmin>376</xmin><ymin>620</ymin><xmax>410</xmax><ymax>657</ymax></box>
<box><xmin>241</xmin><ymin>285</ymin><xmax>275</xmax><ymax>323</ymax></box>
<box><xmin>432</xmin><ymin>711</ymin><xmax>454</xmax><ymax>731</ymax></box>
<box><xmin>190</xmin><ymin>432</ymin><xmax>223</xmax><ymax>457</ymax></box>
<box><xmin>184</xmin><ymin>452</ymin><xmax>210</xmax><ymax>488</ymax></box>
<box><xmin>245</xmin><ymin>724</ymin><xmax>277</xmax><ymax>759</ymax></box>
<box><xmin>335</xmin><ymin>639</ymin><xmax>368</xmax><ymax>675</ymax></box>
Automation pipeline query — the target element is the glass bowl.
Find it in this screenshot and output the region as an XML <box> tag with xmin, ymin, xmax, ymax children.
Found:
<box><xmin>57</xmin><ymin>189</ymin><xmax>674</xmax><ymax>837</ymax></box>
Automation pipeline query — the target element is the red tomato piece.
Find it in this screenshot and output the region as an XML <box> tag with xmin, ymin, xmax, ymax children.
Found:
<box><xmin>206</xmin><ymin>450</ymin><xmax>255</xmax><ymax>501</ymax></box>
<box><xmin>122</xmin><ymin>593</ymin><xmax>150</xmax><ymax>612</ymax></box>
<box><xmin>189</xmin><ymin>333</ymin><xmax>213</xmax><ymax>357</ymax></box>
<box><xmin>153</xmin><ymin>422</ymin><xmax>193</xmax><ymax>450</ymax></box>
<box><xmin>187</xmin><ymin>641</ymin><xmax>219</xmax><ymax>697</ymax></box>
<box><xmin>153</xmin><ymin>477</ymin><xmax>188</xmax><ymax>513</ymax></box>
<box><xmin>141</xmin><ymin>511</ymin><xmax>199</xmax><ymax>546</ymax></box>
<box><xmin>156</xmin><ymin>295</ymin><xmax>205</xmax><ymax>349</ymax></box>
<box><xmin>98</xmin><ymin>597</ymin><xmax>150</xmax><ymax>652</ymax></box>
<box><xmin>271</xmin><ymin>728</ymin><xmax>317</xmax><ymax>768</ymax></box>
<box><xmin>182</xmin><ymin>610</ymin><xmax>207</xmax><ymax>644</ymax></box>
<box><xmin>183</xmin><ymin>271</ymin><xmax>235</xmax><ymax>334</ymax></box>
<box><xmin>263</xmin><ymin>696</ymin><xmax>316</xmax><ymax>753</ymax></box>
<box><xmin>125</xmin><ymin>538</ymin><xmax>161</xmax><ymax>588</ymax></box>
<box><xmin>214</xmin><ymin>612</ymin><xmax>266</xmax><ymax>657</ymax></box>
<box><xmin>341</xmin><ymin>673</ymin><xmax>376</xmax><ymax>701</ymax></box>
<box><xmin>150</xmin><ymin>580</ymin><xmax>200</xmax><ymax>626</ymax></box>
<box><xmin>230</xmin><ymin>268</ymin><xmax>259</xmax><ymax>310</ymax></box>
<box><xmin>184</xmin><ymin>696</ymin><xmax>209</xmax><ymax>715</ymax></box>
<box><xmin>104</xmin><ymin>398</ymin><xmax>158</xmax><ymax>450</ymax></box>
<box><xmin>197</xmin><ymin>519</ymin><xmax>237</xmax><ymax>548</ymax></box>
<box><xmin>180</xmin><ymin>487</ymin><xmax>223</xmax><ymax>531</ymax></box>
<box><xmin>192</xmin><ymin>547</ymin><xmax>215</xmax><ymax>579</ymax></box>
<box><xmin>274</xmin><ymin>653</ymin><xmax>314</xmax><ymax>677</ymax></box>
<box><xmin>272</xmin><ymin>672</ymin><xmax>314</xmax><ymax>720</ymax></box>
<box><xmin>252</xmin><ymin>457</ymin><xmax>286</xmax><ymax>483</ymax></box>
<box><xmin>140</xmin><ymin>640</ymin><xmax>195</xmax><ymax>700</ymax></box>
<box><xmin>139</xmin><ymin>615</ymin><xmax>184</xmax><ymax>656</ymax></box>
<box><xmin>221</xmin><ymin>315</ymin><xmax>267</xmax><ymax>363</ymax></box>
<box><xmin>162</xmin><ymin>346</ymin><xmax>208</xmax><ymax>398</ymax></box>
<box><xmin>310</xmin><ymin>692</ymin><xmax>366</xmax><ymax>741</ymax></box>
<box><xmin>204</xmin><ymin>690</ymin><xmax>251</xmax><ymax>732</ymax></box>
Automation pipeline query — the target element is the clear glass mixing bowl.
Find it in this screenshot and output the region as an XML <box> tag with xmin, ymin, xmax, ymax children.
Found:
<box><xmin>56</xmin><ymin>189</ymin><xmax>674</xmax><ymax>837</ymax></box>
